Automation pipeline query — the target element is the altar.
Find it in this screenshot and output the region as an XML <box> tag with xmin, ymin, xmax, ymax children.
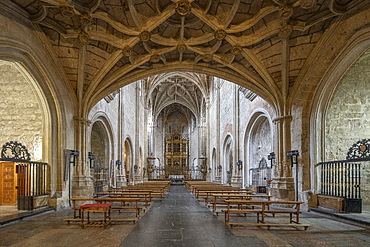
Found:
<box><xmin>169</xmin><ymin>175</ymin><xmax>184</xmax><ymax>185</ymax></box>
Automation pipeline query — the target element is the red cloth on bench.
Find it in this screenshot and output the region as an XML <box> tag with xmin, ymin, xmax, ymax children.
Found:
<box><xmin>80</xmin><ymin>203</ymin><xmax>111</xmax><ymax>209</ymax></box>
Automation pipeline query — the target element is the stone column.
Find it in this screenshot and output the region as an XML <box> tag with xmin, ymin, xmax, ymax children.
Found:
<box><xmin>271</xmin><ymin>115</ymin><xmax>295</xmax><ymax>200</ymax></box>
<box><xmin>269</xmin><ymin>37</ymin><xmax>295</xmax><ymax>200</ymax></box>
<box><xmin>116</xmin><ymin>90</ymin><xmax>126</xmax><ymax>187</ymax></box>
<box><xmin>231</xmin><ymin>84</ymin><xmax>242</xmax><ymax>187</ymax></box>
<box><xmin>72</xmin><ymin>44</ymin><xmax>94</xmax><ymax>197</ymax></box>
<box><xmin>214</xmin><ymin>79</ymin><xmax>222</xmax><ymax>184</ymax></box>
<box><xmin>72</xmin><ymin>117</ymin><xmax>94</xmax><ymax>197</ymax></box>
<box><xmin>134</xmin><ymin>82</ymin><xmax>141</xmax><ymax>184</ymax></box>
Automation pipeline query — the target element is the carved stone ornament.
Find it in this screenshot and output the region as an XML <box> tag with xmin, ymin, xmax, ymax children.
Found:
<box><xmin>176</xmin><ymin>0</ymin><xmax>191</xmax><ymax>16</ymax></box>
<box><xmin>1</xmin><ymin>141</ymin><xmax>31</xmax><ymax>161</ymax></box>
<box><xmin>123</xmin><ymin>46</ymin><xmax>132</xmax><ymax>56</ymax></box>
<box><xmin>300</xmin><ymin>0</ymin><xmax>317</xmax><ymax>9</ymax></box>
<box><xmin>231</xmin><ymin>45</ymin><xmax>243</xmax><ymax>55</ymax></box>
<box><xmin>279</xmin><ymin>24</ymin><xmax>293</xmax><ymax>38</ymax></box>
<box><xmin>59</xmin><ymin>5</ymin><xmax>74</xmax><ymax>17</ymax></box>
<box><xmin>177</xmin><ymin>43</ymin><xmax>186</xmax><ymax>52</ymax></box>
<box><xmin>279</xmin><ymin>6</ymin><xmax>293</xmax><ymax>20</ymax></box>
<box><xmin>80</xmin><ymin>14</ymin><xmax>92</xmax><ymax>27</ymax></box>
<box><xmin>79</xmin><ymin>31</ymin><xmax>91</xmax><ymax>45</ymax></box>
<box><xmin>214</xmin><ymin>29</ymin><xmax>227</xmax><ymax>41</ymax></box>
<box><xmin>150</xmin><ymin>54</ymin><xmax>160</xmax><ymax>63</ymax></box>
<box><xmin>140</xmin><ymin>31</ymin><xmax>151</xmax><ymax>42</ymax></box>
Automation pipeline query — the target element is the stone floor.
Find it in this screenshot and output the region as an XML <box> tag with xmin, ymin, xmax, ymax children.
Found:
<box><xmin>1</xmin><ymin>186</ymin><xmax>370</xmax><ymax>247</ymax></box>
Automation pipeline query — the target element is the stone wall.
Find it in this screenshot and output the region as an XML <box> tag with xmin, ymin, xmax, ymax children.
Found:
<box><xmin>0</xmin><ymin>61</ymin><xmax>43</xmax><ymax>160</ymax></box>
<box><xmin>208</xmin><ymin>78</ymin><xmax>275</xmax><ymax>185</ymax></box>
<box><xmin>325</xmin><ymin>49</ymin><xmax>370</xmax><ymax>161</ymax></box>
<box><xmin>325</xmin><ymin>48</ymin><xmax>370</xmax><ymax>204</ymax></box>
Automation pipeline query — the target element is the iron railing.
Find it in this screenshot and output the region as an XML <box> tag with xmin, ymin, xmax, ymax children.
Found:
<box><xmin>250</xmin><ymin>167</ymin><xmax>272</xmax><ymax>187</ymax></box>
<box><xmin>17</xmin><ymin>161</ymin><xmax>49</xmax><ymax>197</ymax></box>
<box><xmin>147</xmin><ymin>166</ymin><xmax>206</xmax><ymax>180</ymax></box>
<box><xmin>316</xmin><ymin>160</ymin><xmax>360</xmax><ymax>199</ymax></box>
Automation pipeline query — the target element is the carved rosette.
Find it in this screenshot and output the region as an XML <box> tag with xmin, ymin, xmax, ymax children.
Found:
<box><xmin>150</xmin><ymin>54</ymin><xmax>160</xmax><ymax>63</ymax></box>
<box><xmin>123</xmin><ymin>46</ymin><xmax>132</xmax><ymax>56</ymax></box>
<box><xmin>79</xmin><ymin>31</ymin><xmax>91</xmax><ymax>45</ymax></box>
<box><xmin>300</xmin><ymin>0</ymin><xmax>317</xmax><ymax>9</ymax></box>
<box><xmin>140</xmin><ymin>31</ymin><xmax>151</xmax><ymax>42</ymax></box>
<box><xmin>80</xmin><ymin>14</ymin><xmax>92</xmax><ymax>27</ymax></box>
<box><xmin>176</xmin><ymin>0</ymin><xmax>191</xmax><ymax>16</ymax></box>
<box><xmin>231</xmin><ymin>45</ymin><xmax>243</xmax><ymax>55</ymax></box>
<box><xmin>59</xmin><ymin>5</ymin><xmax>74</xmax><ymax>17</ymax></box>
<box><xmin>279</xmin><ymin>6</ymin><xmax>293</xmax><ymax>20</ymax></box>
<box><xmin>279</xmin><ymin>24</ymin><xmax>293</xmax><ymax>38</ymax></box>
<box><xmin>214</xmin><ymin>29</ymin><xmax>226</xmax><ymax>41</ymax></box>
<box><xmin>177</xmin><ymin>43</ymin><xmax>186</xmax><ymax>52</ymax></box>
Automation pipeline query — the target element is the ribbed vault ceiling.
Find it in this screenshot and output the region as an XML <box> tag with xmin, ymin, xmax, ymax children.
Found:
<box><xmin>10</xmin><ymin>0</ymin><xmax>369</xmax><ymax>114</ymax></box>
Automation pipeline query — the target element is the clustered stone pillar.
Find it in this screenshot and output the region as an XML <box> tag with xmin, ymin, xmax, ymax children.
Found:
<box><xmin>270</xmin><ymin>115</ymin><xmax>295</xmax><ymax>201</ymax></box>
<box><xmin>72</xmin><ymin>117</ymin><xmax>94</xmax><ymax>197</ymax></box>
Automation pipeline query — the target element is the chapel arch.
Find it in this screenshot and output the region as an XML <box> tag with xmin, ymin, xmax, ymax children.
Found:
<box><xmin>310</xmin><ymin>30</ymin><xmax>370</xmax><ymax>194</ymax></box>
<box><xmin>243</xmin><ymin>110</ymin><xmax>274</xmax><ymax>188</ymax></box>
<box><xmin>311</xmin><ymin>47</ymin><xmax>370</xmax><ymax>203</ymax></box>
<box><xmin>222</xmin><ymin>135</ymin><xmax>233</xmax><ymax>185</ymax></box>
<box><xmin>90</xmin><ymin>116</ymin><xmax>113</xmax><ymax>192</ymax></box>
<box><xmin>211</xmin><ymin>148</ymin><xmax>217</xmax><ymax>182</ymax></box>
<box><xmin>124</xmin><ymin>138</ymin><xmax>133</xmax><ymax>184</ymax></box>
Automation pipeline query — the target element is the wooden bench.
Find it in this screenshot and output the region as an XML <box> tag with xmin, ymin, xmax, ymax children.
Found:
<box><xmin>223</xmin><ymin>199</ymin><xmax>310</xmax><ymax>230</ymax></box>
<box><xmin>96</xmin><ymin>190</ymin><xmax>152</xmax><ymax>206</ymax></box>
<box><xmin>65</xmin><ymin>197</ymin><xmax>140</xmax><ymax>224</ymax></box>
<box><xmin>80</xmin><ymin>203</ymin><xmax>111</xmax><ymax>228</ymax></box>
<box><xmin>212</xmin><ymin>194</ymin><xmax>271</xmax><ymax>215</ymax></box>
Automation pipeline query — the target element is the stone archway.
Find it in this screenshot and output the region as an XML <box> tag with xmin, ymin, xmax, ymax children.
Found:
<box><xmin>223</xmin><ymin>135</ymin><xmax>233</xmax><ymax>185</ymax></box>
<box><xmin>124</xmin><ymin>138</ymin><xmax>133</xmax><ymax>185</ymax></box>
<box><xmin>90</xmin><ymin>121</ymin><xmax>111</xmax><ymax>192</ymax></box>
<box><xmin>243</xmin><ymin>110</ymin><xmax>274</xmax><ymax>189</ymax></box>
<box><xmin>317</xmin><ymin>49</ymin><xmax>370</xmax><ymax>204</ymax></box>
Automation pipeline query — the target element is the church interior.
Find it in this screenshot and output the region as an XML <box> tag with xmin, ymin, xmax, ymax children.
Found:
<box><xmin>0</xmin><ymin>0</ymin><xmax>370</xmax><ymax>246</ymax></box>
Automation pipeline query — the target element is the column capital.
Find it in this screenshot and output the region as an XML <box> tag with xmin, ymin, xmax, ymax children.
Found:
<box><xmin>73</xmin><ymin>116</ymin><xmax>91</xmax><ymax>126</ymax></box>
<box><xmin>272</xmin><ymin>115</ymin><xmax>292</xmax><ymax>123</ymax></box>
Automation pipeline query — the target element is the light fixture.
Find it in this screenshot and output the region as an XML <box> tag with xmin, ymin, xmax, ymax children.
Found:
<box><xmin>237</xmin><ymin>160</ymin><xmax>243</xmax><ymax>171</ymax></box>
<box><xmin>268</xmin><ymin>152</ymin><xmax>275</xmax><ymax>168</ymax></box>
<box><xmin>88</xmin><ymin>152</ymin><xmax>95</xmax><ymax>168</ymax></box>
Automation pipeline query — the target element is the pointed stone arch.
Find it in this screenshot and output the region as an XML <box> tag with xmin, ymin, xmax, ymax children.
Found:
<box><xmin>243</xmin><ymin>109</ymin><xmax>274</xmax><ymax>187</ymax></box>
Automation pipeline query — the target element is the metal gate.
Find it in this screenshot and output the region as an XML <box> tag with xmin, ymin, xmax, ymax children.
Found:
<box><xmin>1</xmin><ymin>141</ymin><xmax>49</xmax><ymax>210</ymax></box>
<box><xmin>316</xmin><ymin>139</ymin><xmax>370</xmax><ymax>213</ymax></box>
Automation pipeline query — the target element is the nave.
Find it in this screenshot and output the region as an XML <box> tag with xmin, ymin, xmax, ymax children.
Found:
<box><xmin>1</xmin><ymin>185</ymin><xmax>370</xmax><ymax>246</ymax></box>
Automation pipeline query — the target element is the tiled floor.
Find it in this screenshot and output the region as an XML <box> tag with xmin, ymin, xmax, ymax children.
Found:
<box><xmin>1</xmin><ymin>187</ymin><xmax>370</xmax><ymax>247</ymax></box>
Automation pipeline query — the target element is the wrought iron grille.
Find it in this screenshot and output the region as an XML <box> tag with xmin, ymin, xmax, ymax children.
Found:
<box><xmin>317</xmin><ymin>161</ymin><xmax>361</xmax><ymax>199</ymax></box>
<box><xmin>147</xmin><ymin>166</ymin><xmax>206</xmax><ymax>181</ymax></box>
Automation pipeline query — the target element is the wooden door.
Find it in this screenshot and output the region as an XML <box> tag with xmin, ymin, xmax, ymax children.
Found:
<box><xmin>0</xmin><ymin>162</ymin><xmax>17</xmax><ymax>205</ymax></box>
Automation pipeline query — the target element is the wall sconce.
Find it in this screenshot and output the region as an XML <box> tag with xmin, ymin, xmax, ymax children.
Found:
<box><xmin>286</xmin><ymin>150</ymin><xmax>299</xmax><ymax>167</ymax></box>
<box><xmin>116</xmin><ymin>159</ymin><xmax>122</xmax><ymax>170</ymax></box>
<box><xmin>267</xmin><ymin>152</ymin><xmax>275</xmax><ymax>168</ymax></box>
<box><xmin>88</xmin><ymin>152</ymin><xmax>95</xmax><ymax>168</ymax></box>
<box><xmin>134</xmin><ymin>165</ymin><xmax>138</xmax><ymax>172</ymax></box>
<box><xmin>237</xmin><ymin>160</ymin><xmax>243</xmax><ymax>171</ymax></box>
<box><xmin>217</xmin><ymin>165</ymin><xmax>222</xmax><ymax>173</ymax></box>
<box><xmin>68</xmin><ymin>149</ymin><xmax>80</xmax><ymax>166</ymax></box>
<box><xmin>286</xmin><ymin>150</ymin><xmax>299</xmax><ymax>201</ymax></box>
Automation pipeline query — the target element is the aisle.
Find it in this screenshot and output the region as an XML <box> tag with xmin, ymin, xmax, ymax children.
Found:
<box><xmin>119</xmin><ymin>185</ymin><xmax>244</xmax><ymax>247</ymax></box>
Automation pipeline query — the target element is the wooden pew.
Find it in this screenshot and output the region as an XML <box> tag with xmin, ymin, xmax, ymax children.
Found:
<box><xmin>211</xmin><ymin>193</ymin><xmax>270</xmax><ymax>215</ymax></box>
<box><xmin>65</xmin><ymin>197</ymin><xmax>141</xmax><ymax>224</ymax></box>
<box><xmin>96</xmin><ymin>190</ymin><xmax>152</xmax><ymax>206</ymax></box>
<box><xmin>223</xmin><ymin>199</ymin><xmax>310</xmax><ymax>230</ymax></box>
